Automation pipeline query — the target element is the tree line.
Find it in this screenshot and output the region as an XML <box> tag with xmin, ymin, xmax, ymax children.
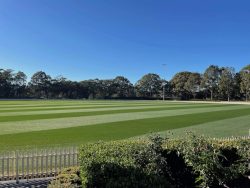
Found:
<box><xmin>0</xmin><ymin>64</ymin><xmax>250</xmax><ymax>101</ymax></box>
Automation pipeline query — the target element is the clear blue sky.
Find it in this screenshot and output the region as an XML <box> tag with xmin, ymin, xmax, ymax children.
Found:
<box><xmin>0</xmin><ymin>0</ymin><xmax>250</xmax><ymax>83</ymax></box>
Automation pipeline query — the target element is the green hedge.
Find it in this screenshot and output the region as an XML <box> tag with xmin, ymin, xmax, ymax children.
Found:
<box><xmin>79</xmin><ymin>139</ymin><xmax>172</xmax><ymax>188</ymax></box>
<box><xmin>77</xmin><ymin>135</ymin><xmax>249</xmax><ymax>188</ymax></box>
<box><xmin>164</xmin><ymin>134</ymin><xmax>250</xmax><ymax>187</ymax></box>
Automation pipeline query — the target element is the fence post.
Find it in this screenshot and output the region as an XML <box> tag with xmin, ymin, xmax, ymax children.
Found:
<box><xmin>41</xmin><ymin>150</ymin><xmax>44</xmax><ymax>177</ymax></box>
<box><xmin>76</xmin><ymin>148</ymin><xmax>79</xmax><ymax>165</ymax></box>
<box><xmin>12</xmin><ymin>151</ymin><xmax>15</xmax><ymax>180</ymax></box>
<box><xmin>55</xmin><ymin>149</ymin><xmax>58</xmax><ymax>175</ymax></box>
<box><xmin>72</xmin><ymin>147</ymin><xmax>75</xmax><ymax>166</ymax></box>
<box><xmin>68</xmin><ymin>148</ymin><xmax>70</xmax><ymax>167</ymax></box>
<box><xmin>59</xmin><ymin>149</ymin><xmax>62</xmax><ymax>172</ymax></box>
<box><xmin>7</xmin><ymin>152</ymin><xmax>10</xmax><ymax>180</ymax></box>
<box><xmin>21</xmin><ymin>154</ymin><xmax>24</xmax><ymax>180</ymax></box>
<box><xmin>46</xmin><ymin>150</ymin><xmax>48</xmax><ymax>177</ymax></box>
<box><xmin>27</xmin><ymin>151</ymin><xmax>29</xmax><ymax>181</ymax></box>
<box><xmin>64</xmin><ymin>148</ymin><xmax>66</xmax><ymax>168</ymax></box>
<box><xmin>1</xmin><ymin>154</ymin><xmax>4</xmax><ymax>180</ymax></box>
<box><xmin>50</xmin><ymin>149</ymin><xmax>53</xmax><ymax>175</ymax></box>
<box><xmin>36</xmin><ymin>150</ymin><xmax>39</xmax><ymax>177</ymax></box>
<box><xmin>31</xmin><ymin>151</ymin><xmax>34</xmax><ymax>179</ymax></box>
<box><xmin>15</xmin><ymin>151</ymin><xmax>19</xmax><ymax>184</ymax></box>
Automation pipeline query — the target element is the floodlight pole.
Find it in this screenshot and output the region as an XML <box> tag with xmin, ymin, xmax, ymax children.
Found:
<box><xmin>162</xmin><ymin>64</ymin><xmax>167</xmax><ymax>101</ymax></box>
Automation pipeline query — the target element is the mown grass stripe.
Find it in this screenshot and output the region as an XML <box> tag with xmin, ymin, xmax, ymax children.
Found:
<box><xmin>0</xmin><ymin>100</ymin><xmax>217</xmax><ymax>107</ymax></box>
<box><xmin>0</xmin><ymin>107</ymin><xmax>249</xmax><ymax>150</ymax></box>
<box><xmin>0</xmin><ymin>100</ymin><xmax>183</xmax><ymax>105</ymax></box>
<box><xmin>0</xmin><ymin>101</ymin><xmax>199</xmax><ymax>109</ymax></box>
<box><xmin>0</xmin><ymin>103</ymin><xmax>221</xmax><ymax>117</ymax></box>
<box><xmin>0</xmin><ymin>105</ymin><xmax>203</xmax><ymax>116</ymax></box>
<box><xmin>0</xmin><ymin>105</ymin><xmax>249</xmax><ymax>135</ymax></box>
<box><xmin>155</xmin><ymin>115</ymin><xmax>250</xmax><ymax>138</ymax></box>
<box><xmin>0</xmin><ymin>104</ymin><xmax>140</xmax><ymax>112</ymax></box>
<box><xmin>0</xmin><ymin>100</ymin><xmax>158</xmax><ymax>105</ymax></box>
<box><xmin>0</xmin><ymin>104</ymin><xmax>237</xmax><ymax>122</ymax></box>
<box><xmin>0</xmin><ymin>103</ymin><xmax>121</xmax><ymax>108</ymax></box>
<box><xmin>0</xmin><ymin>102</ymin><xmax>206</xmax><ymax>112</ymax></box>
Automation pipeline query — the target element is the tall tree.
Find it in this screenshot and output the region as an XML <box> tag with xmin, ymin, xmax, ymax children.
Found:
<box><xmin>184</xmin><ymin>73</ymin><xmax>201</xmax><ymax>99</ymax></box>
<box><xmin>161</xmin><ymin>79</ymin><xmax>171</xmax><ymax>100</ymax></box>
<box><xmin>0</xmin><ymin>69</ymin><xmax>13</xmax><ymax>98</ymax></box>
<box><xmin>12</xmin><ymin>71</ymin><xmax>27</xmax><ymax>97</ymax></box>
<box><xmin>81</xmin><ymin>79</ymin><xmax>106</xmax><ymax>99</ymax></box>
<box><xmin>29</xmin><ymin>71</ymin><xmax>51</xmax><ymax>98</ymax></box>
<box><xmin>50</xmin><ymin>76</ymin><xmax>68</xmax><ymax>98</ymax></box>
<box><xmin>218</xmin><ymin>67</ymin><xmax>235</xmax><ymax>101</ymax></box>
<box><xmin>171</xmin><ymin>71</ymin><xmax>192</xmax><ymax>99</ymax></box>
<box><xmin>112</xmin><ymin>76</ymin><xmax>134</xmax><ymax>98</ymax></box>
<box><xmin>135</xmin><ymin>73</ymin><xmax>162</xmax><ymax>98</ymax></box>
<box><xmin>232</xmin><ymin>73</ymin><xmax>242</xmax><ymax>100</ymax></box>
<box><xmin>240</xmin><ymin>65</ymin><xmax>250</xmax><ymax>101</ymax></box>
<box><xmin>201</xmin><ymin>65</ymin><xmax>221</xmax><ymax>100</ymax></box>
<box><xmin>97</xmin><ymin>79</ymin><xmax>113</xmax><ymax>99</ymax></box>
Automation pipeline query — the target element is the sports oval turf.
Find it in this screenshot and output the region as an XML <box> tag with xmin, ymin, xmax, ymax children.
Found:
<box><xmin>0</xmin><ymin>100</ymin><xmax>249</xmax><ymax>150</ymax></box>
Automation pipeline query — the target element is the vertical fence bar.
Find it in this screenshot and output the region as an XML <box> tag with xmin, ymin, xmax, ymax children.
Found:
<box><xmin>36</xmin><ymin>150</ymin><xmax>39</xmax><ymax>177</ymax></box>
<box><xmin>55</xmin><ymin>149</ymin><xmax>58</xmax><ymax>175</ymax></box>
<box><xmin>46</xmin><ymin>150</ymin><xmax>48</xmax><ymax>177</ymax></box>
<box><xmin>7</xmin><ymin>153</ymin><xmax>9</xmax><ymax>179</ymax></box>
<box><xmin>50</xmin><ymin>150</ymin><xmax>53</xmax><ymax>175</ymax></box>
<box><xmin>41</xmin><ymin>150</ymin><xmax>44</xmax><ymax>177</ymax></box>
<box><xmin>50</xmin><ymin>150</ymin><xmax>55</xmax><ymax>176</ymax></box>
<box><xmin>27</xmin><ymin>152</ymin><xmax>29</xmax><ymax>181</ymax></box>
<box><xmin>12</xmin><ymin>152</ymin><xmax>15</xmax><ymax>180</ymax></box>
<box><xmin>72</xmin><ymin>148</ymin><xmax>75</xmax><ymax>166</ymax></box>
<box><xmin>31</xmin><ymin>151</ymin><xmax>34</xmax><ymax>179</ymax></box>
<box><xmin>11</xmin><ymin>152</ymin><xmax>13</xmax><ymax>179</ymax></box>
<box><xmin>59</xmin><ymin>149</ymin><xmax>62</xmax><ymax>172</ymax></box>
<box><xmin>21</xmin><ymin>154</ymin><xmax>24</xmax><ymax>180</ymax></box>
<box><xmin>15</xmin><ymin>151</ymin><xmax>19</xmax><ymax>184</ymax></box>
<box><xmin>68</xmin><ymin>148</ymin><xmax>71</xmax><ymax>167</ymax></box>
<box><xmin>76</xmin><ymin>147</ymin><xmax>78</xmax><ymax>165</ymax></box>
<box><xmin>1</xmin><ymin>155</ymin><xmax>4</xmax><ymax>180</ymax></box>
<box><xmin>64</xmin><ymin>148</ymin><xmax>66</xmax><ymax>168</ymax></box>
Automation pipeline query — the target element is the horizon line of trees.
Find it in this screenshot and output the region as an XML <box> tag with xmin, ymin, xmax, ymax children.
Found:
<box><xmin>0</xmin><ymin>64</ymin><xmax>250</xmax><ymax>101</ymax></box>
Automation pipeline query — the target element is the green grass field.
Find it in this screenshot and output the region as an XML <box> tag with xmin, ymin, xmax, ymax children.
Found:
<box><xmin>0</xmin><ymin>100</ymin><xmax>249</xmax><ymax>150</ymax></box>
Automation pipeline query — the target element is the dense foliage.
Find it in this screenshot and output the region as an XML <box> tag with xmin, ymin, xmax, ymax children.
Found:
<box><xmin>49</xmin><ymin>167</ymin><xmax>82</xmax><ymax>188</ymax></box>
<box><xmin>78</xmin><ymin>135</ymin><xmax>250</xmax><ymax>188</ymax></box>
<box><xmin>164</xmin><ymin>135</ymin><xmax>250</xmax><ymax>187</ymax></box>
<box><xmin>0</xmin><ymin>64</ymin><xmax>250</xmax><ymax>100</ymax></box>
<box><xmin>79</xmin><ymin>139</ymin><xmax>172</xmax><ymax>187</ymax></box>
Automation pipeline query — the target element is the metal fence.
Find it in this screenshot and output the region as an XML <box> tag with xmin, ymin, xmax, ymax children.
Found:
<box><xmin>0</xmin><ymin>147</ymin><xmax>79</xmax><ymax>182</ymax></box>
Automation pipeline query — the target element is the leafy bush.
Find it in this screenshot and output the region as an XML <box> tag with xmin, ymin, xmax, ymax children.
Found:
<box><xmin>79</xmin><ymin>136</ymin><xmax>201</xmax><ymax>188</ymax></box>
<box><xmin>76</xmin><ymin>134</ymin><xmax>250</xmax><ymax>187</ymax></box>
<box><xmin>79</xmin><ymin>139</ymin><xmax>173</xmax><ymax>187</ymax></box>
<box><xmin>49</xmin><ymin>167</ymin><xmax>82</xmax><ymax>188</ymax></box>
<box><xmin>164</xmin><ymin>134</ymin><xmax>250</xmax><ymax>187</ymax></box>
